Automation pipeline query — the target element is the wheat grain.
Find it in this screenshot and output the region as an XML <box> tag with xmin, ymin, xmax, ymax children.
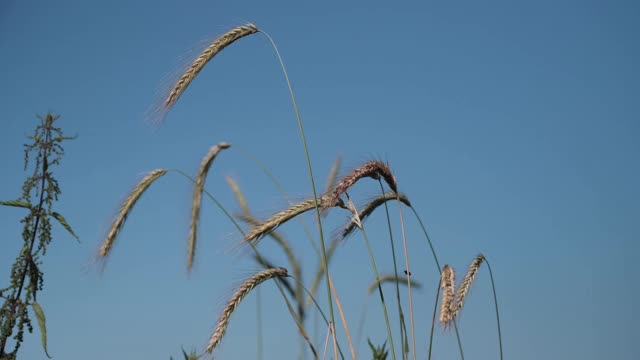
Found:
<box><xmin>188</xmin><ymin>143</ymin><xmax>230</xmax><ymax>271</ymax></box>
<box><xmin>244</xmin><ymin>195</ymin><xmax>346</xmax><ymax>245</ymax></box>
<box><xmin>453</xmin><ymin>254</ymin><xmax>485</xmax><ymax>320</ymax></box>
<box><xmin>439</xmin><ymin>265</ymin><xmax>456</xmax><ymax>329</ymax></box>
<box><xmin>99</xmin><ymin>169</ymin><xmax>167</xmax><ymax>258</ymax></box>
<box><xmin>207</xmin><ymin>267</ymin><xmax>288</xmax><ymax>353</ymax></box>
<box><xmin>163</xmin><ymin>24</ymin><xmax>259</xmax><ymax>114</ymax></box>
<box><xmin>326</xmin><ymin>160</ymin><xmax>397</xmax><ymax>212</ymax></box>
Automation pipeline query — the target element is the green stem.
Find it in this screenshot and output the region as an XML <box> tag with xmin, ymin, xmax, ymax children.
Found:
<box><xmin>409</xmin><ymin>207</ymin><xmax>441</xmax><ymax>271</ymax></box>
<box><xmin>171</xmin><ymin>169</ymin><xmax>316</xmax><ymax>358</ymax></box>
<box><xmin>427</xmin><ymin>280</ymin><xmax>440</xmax><ymax>360</ymax></box>
<box><xmin>293</xmin><ymin>278</ymin><xmax>346</xmax><ymax>360</ymax></box>
<box><xmin>257</xmin><ymin>287</ymin><xmax>263</xmax><ymax>360</ymax></box>
<box><xmin>259</xmin><ymin>30</ymin><xmax>336</xmax><ymax>333</ymax></box>
<box><xmin>235</xmin><ymin>145</ymin><xmax>321</xmax><ymax>258</ymax></box>
<box><xmin>409</xmin><ymin>206</ymin><xmax>464</xmax><ymax>360</ymax></box>
<box><xmin>378</xmin><ymin>181</ymin><xmax>407</xmax><ymax>360</ymax></box>
<box><xmin>395</xmin><ymin>198</ymin><xmax>416</xmax><ymax>360</ymax></box>
<box><xmin>485</xmin><ymin>258</ymin><xmax>503</xmax><ymax>360</ymax></box>
<box><xmin>453</xmin><ymin>321</ymin><xmax>465</xmax><ymax>360</ymax></box>
<box><xmin>356</xmin><ymin>198</ymin><xmax>397</xmax><ymax>360</ymax></box>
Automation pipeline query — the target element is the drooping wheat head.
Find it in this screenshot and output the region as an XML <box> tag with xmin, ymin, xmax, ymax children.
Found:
<box><xmin>238</xmin><ymin>215</ymin><xmax>300</xmax><ymax>277</ymax></box>
<box><xmin>368</xmin><ymin>274</ymin><xmax>422</xmax><ymax>295</ymax></box>
<box><xmin>99</xmin><ymin>169</ymin><xmax>167</xmax><ymax>258</ymax></box>
<box><xmin>188</xmin><ymin>142</ymin><xmax>230</xmax><ymax>271</ymax></box>
<box><xmin>342</xmin><ymin>192</ymin><xmax>411</xmax><ymax>239</ymax></box>
<box><xmin>207</xmin><ymin>267</ymin><xmax>289</xmax><ymax>353</ymax></box>
<box><xmin>325</xmin><ymin>160</ymin><xmax>398</xmax><ymax>212</ymax></box>
<box><xmin>163</xmin><ymin>24</ymin><xmax>259</xmax><ymax>115</ymax></box>
<box><xmin>439</xmin><ymin>265</ymin><xmax>456</xmax><ymax>329</ymax></box>
<box><xmin>453</xmin><ymin>254</ymin><xmax>485</xmax><ymax>320</ymax></box>
<box><xmin>243</xmin><ymin>195</ymin><xmax>346</xmax><ymax>245</ymax></box>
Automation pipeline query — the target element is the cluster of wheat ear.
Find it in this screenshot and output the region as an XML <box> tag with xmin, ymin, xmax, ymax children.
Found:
<box><xmin>97</xmin><ymin>22</ymin><xmax>502</xmax><ymax>360</ymax></box>
<box><xmin>439</xmin><ymin>255</ymin><xmax>486</xmax><ymax>329</ymax></box>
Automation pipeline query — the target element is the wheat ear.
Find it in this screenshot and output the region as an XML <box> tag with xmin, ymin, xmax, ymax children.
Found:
<box><xmin>326</xmin><ymin>160</ymin><xmax>398</xmax><ymax>212</ymax></box>
<box><xmin>439</xmin><ymin>265</ymin><xmax>456</xmax><ymax>329</ymax></box>
<box><xmin>164</xmin><ymin>23</ymin><xmax>258</xmax><ymax>112</ymax></box>
<box><xmin>342</xmin><ymin>192</ymin><xmax>411</xmax><ymax>239</ymax></box>
<box><xmin>207</xmin><ymin>267</ymin><xmax>288</xmax><ymax>353</ymax></box>
<box><xmin>188</xmin><ymin>143</ymin><xmax>230</xmax><ymax>271</ymax></box>
<box><xmin>368</xmin><ymin>274</ymin><xmax>422</xmax><ymax>295</ymax></box>
<box><xmin>453</xmin><ymin>254</ymin><xmax>485</xmax><ymax>320</ymax></box>
<box><xmin>244</xmin><ymin>195</ymin><xmax>346</xmax><ymax>245</ymax></box>
<box><xmin>99</xmin><ymin>169</ymin><xmax>167</xmax><ymax>258</ymax></box>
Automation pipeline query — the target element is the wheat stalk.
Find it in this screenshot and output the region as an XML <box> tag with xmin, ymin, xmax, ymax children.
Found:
<box><xmin>163</xmin><ymin>23</ymin><xmax>259</xmax><ymax>113</ymax></box>
<box><xmin>187</xmin><ymin>143</ymin><xmax>230</xmax><ymax>271</ymax></box>
<box><xmin>453</xmin><ymin>254</ymin><xmax>485</xmax><ymax>320</ymax></box>
<box><xmin>99</xmin><ymin>169</ymin><xmax>167</xmax><ymax>258</ymax></box>
<box><xmin>225</xmin><ymin>176</ymin><xmax>249</xmax><ymax>215</ymax></box>
<box><xmin>439</xmin><ymin>265</ymin><xmax>456</xmax><ymax>329</ymax></box>
<box><xmin>243</xmin><ymin>195</ymin><xmax>346</xmax><ymax>245</ymax></box>
<box><xmin>307</xmin><ymin>236</ymin><xmax>340</xmax><ymax>306</ymax></box>
<box><xmin>368</xmin><ymin>274</ymin><xmax>422</xmax><ymax>295</ymax></box>
<box><xmin>342</xmin><ymin>192</ymin><xmax>411</xmax><ymax>239</ymax></box>
<box><xmin>207</xmin><ymin>267</ymin><xmax>289</xmax><ymax>354</ymax></box>
<box><xmin>325</xmin><ymin>160</ymin><xmax>398</xmax><ymax>212</ymax></box>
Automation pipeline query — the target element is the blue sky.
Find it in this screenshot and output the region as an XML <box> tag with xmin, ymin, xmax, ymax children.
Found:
<box><xmin>1</xmin><ymin>0</ymin><xmax>638</xmax><ymax>359</ymax></box>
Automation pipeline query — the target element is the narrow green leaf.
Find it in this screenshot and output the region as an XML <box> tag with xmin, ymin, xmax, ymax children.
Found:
<box><xmin>32</xmin><ymin>302</ymin><xmax>52</xmax><ymax>358</ymax></box>
<box><xmin>0</xmin><ymin>199</ymin><xmax>31</xmax><ymax>209</ymax></box>
<box><xmin>52</xmin><ymin>211</ymin><xmax>80</xmax><ymax>242</ymax></box>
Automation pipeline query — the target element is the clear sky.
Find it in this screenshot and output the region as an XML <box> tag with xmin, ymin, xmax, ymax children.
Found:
<box><xmin>1</xmin><ymin>0</ymin><xmax>638</xmax><ymax>359</ymax></box>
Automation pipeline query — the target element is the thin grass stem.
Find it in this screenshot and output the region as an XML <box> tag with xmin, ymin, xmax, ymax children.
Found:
<box><xmin>257</xmin><ymin>287</ymin><xmax>263</xmax><ymax>360</ymax></box>
<box><xmin>235</xmin><ymin>145</ymin><xmax>321</xmax><ymax>257</ymax></box>
<box><xmin>485</xmin><ymin>258</ymin><xmax>503</xmax><ymax>360</ymax></box>
<box><xmin>409</xmin><ymin>206</ymin><xmax>464</xmax><ymax>359</ymax></box>
<box><xmin>353</xmin><ymin>194</ymin><xmax>396</xmax><ymax>360</ymax></box>
<box><xmin>171</xmin><ymin>169</ymin><xmax>316</xmax><ymax>357</ymax></box>
<box><xmin>378</xmin><ymin>181</ymin><xmax>407</xmax><ymax>360</ymax></box>
<box><xmin>395</xmin><ymin>195</ymin><xmax>416</xmax><ymax>360</ymax></box>
<box><xmin>259</xmin><ymin>30</ymin><xmax>336</xmax><ymax>333</ymax></box>
<box><xmin>328</xmin><ymin>274</ymin><xmax>357</xmax><ymax>360</ymax></box>
<box><xmin>427</xmin><ymin>280</ymin><xmax>440</xmax><ymax>360</ymax></box>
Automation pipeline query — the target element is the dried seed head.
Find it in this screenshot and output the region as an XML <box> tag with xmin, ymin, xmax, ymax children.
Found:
<box><xmin>439</xmin><ymin>265</ymin><xmax>456</xmax><ymax>329</ymax></box>
<box><xmin>207</xmin><ymin>267</ymin><xmax>288</xmax><ymax>353</ymax></box>
<box><xmin>453</xmin><ymin>254</ymin><xmax>485</xmax><ymax>320</ymax></box>
<box><xmin>153</xmin><ymin>23</ymin><xmax>259</xmax><ymax>124</ymax></box>
<box><xmin>243</xmin><ymin>195</ymin><xmax>346</xmax><ymax>245</ymax></box>
<box><xmin>188</xmin><ymin>143</ymin><xmax>230</xmax><ymax>271</ymax></box>
<box><xmin>99</xmin><ymin>169</ymin><xmax>167</xmax><ymax>258</ymax></box>
<box><xmin>326</xmin><ymin>161</ymin><xmax>397</xmax><ymax>212</ymax></box>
